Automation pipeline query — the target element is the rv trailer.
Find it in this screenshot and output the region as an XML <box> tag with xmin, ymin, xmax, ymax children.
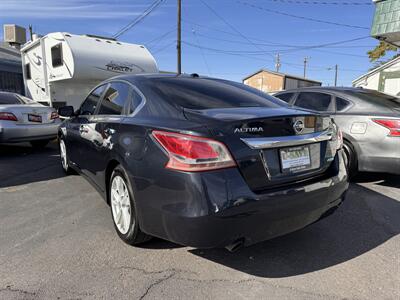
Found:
<box><xmin>21</xmin><ymin>32</ymin><xmax>158</xmax><ymax>109</ymax></box>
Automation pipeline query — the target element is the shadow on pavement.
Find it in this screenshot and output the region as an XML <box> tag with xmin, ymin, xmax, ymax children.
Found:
<box><xmin>0</xmin><ymin>142</ymin><xmax>66</xmax><ymax>188</ymax></box>
<box><xmin>189</xmin><ymin>183</ymin><xmax>400</xmax><ymax>278</ymax></box>
<box><xmin>353</xmin><ymin>172</ymin><xmax>400</xmax><ymax>189</ymax></box>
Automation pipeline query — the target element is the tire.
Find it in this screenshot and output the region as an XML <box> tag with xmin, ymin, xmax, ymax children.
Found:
<box><xmin>109</xmin><ymin>165</ymin><xmax>151</xmax><ymax>245</ymax></box>
<box><xmin>343</xmin><ymin>141</ymin><xmax>358</xmax><ymax>179</ymax></box>
<box><xmin>59</xmin><ymin>137</ymin><xmax>74</xmax><ymax>175</ymax></box>
<box><xmin>30</xmin><ymin>139</ymin><xmax>50</xmax><ymax>148</ymax></box>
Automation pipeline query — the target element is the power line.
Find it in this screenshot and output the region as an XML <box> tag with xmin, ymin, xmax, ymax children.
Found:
<box><xmin>145</xmin><ymin>28</ymin><xmax>176</xmax><ymax>47</ymax></box>
<box><xmin>113</xmin><ymin>0</ymin><xmax>165</xmax><ymax>38</ymax></box>
<box><xmin>183</xmin><ymin>19</ymin><xmax>370</xmax><ymax>49</ymax></box>
<box><xmin>199</xmin><ymin>0</ymin><xmax>274</xmax><ymax>60</ymax></box>
<box><xmin>182</xmin><ymin>35</ymin><xmax>369</xmax><ymax>55</ymax></box>
<box><xmin>191</xmin><ymin>28</ymin><xmax>212</xmax><ymax>75</ymax></box>
<box><xmin>237</xmin><ymin>1</ymin><xmax>370</xmax><ymax>30</ymax></box>
<box><xmin>152</xmin><ymin>40</ymin><xmax>176</xmax><ymax>54</ymax></box>
<box><xmin>184</xmin><ymin>29</ymin><xmax>372</xmax><ymax>49</ymax></box>
<box><xmin>260</xmin><ymin>0</ymin><xmax>372</xmax><ymax>5</ymax></box>
<box><xmin>182</xmin><ymin>40</ymin><xmax>366</xmax><ymax>72</ymax></box>
<box><xmin>182</xmin><ymin>29</ymin><xmax>368</xmax><ymax>58</ymax></box>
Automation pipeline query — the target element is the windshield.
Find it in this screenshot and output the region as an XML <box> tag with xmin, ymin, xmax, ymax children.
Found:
<box><xmin>149</xmin><ymin>77</ymin><xmax>285</xmax><ymax>110</ymax></box>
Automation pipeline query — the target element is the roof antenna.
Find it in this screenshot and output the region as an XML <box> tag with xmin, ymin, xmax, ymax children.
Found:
<box><xmin>190</xmin><ymin>73</ymin><xmax>199</xmax><ymax>78</ymax></box>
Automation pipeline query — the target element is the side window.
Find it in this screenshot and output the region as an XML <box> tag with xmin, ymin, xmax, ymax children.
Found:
<box><xmin>336</xmin><ymin>97</ymin><xmax>351</xmax><ymax>112</ymax></box>
<box><xmin>98</xmin><ymin>82</ymin><xmax>131</xmax><ymax>115</ymax></box>
<box><xmin>128</xmin><ymin>88</ymin><xmax>144</xmax><ymax>114</ymax></box>
<box><xmin>295</xmin><ymin>92</ymin><xmax>333</xmax><ymax>112</ymax></box>
<box><xmin>275</xmin><ymin>93</ymin><xmax>294</xmax><ymax>103</ymax></box>
<box><xmin>79</xmin><ymin>85</ymin><xmax>106</xmax><ymax>115</ymax></box>
<box><xmin>51</xmin><ymin>44</ymin><xmax>63</xmax><ymax>67</ymax></box>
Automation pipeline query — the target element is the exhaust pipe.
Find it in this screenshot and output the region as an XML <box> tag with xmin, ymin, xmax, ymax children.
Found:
<box><xmin>225</xmin><ymin>238</ymin><xmax>245</xmax><ymax>252</ymax></box>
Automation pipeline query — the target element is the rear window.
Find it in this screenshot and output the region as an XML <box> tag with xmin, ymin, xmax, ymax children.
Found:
<box><xmin>0</xmin><ymin>93</ymin><xmax>22</xmax><ymax>104</ymax></box>
<box><xmin>346</xmin><ymin>90</ymin><xmax>400</xmax><ymax>108</ymax></box>
<box><xmin>148</xmin><ymin>78</ymin><xmax>284</xmax><ymax>110</ymax></box>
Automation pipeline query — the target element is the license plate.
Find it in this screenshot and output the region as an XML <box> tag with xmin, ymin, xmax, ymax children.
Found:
<box><xmin>28</xmin><ymin>114</ymin><xmax>42</xmax><ymax>123</ymax></box>
<box><xmin>280</xmin><ymin>145</ymin><xmax>311</xmax><ymax>174</ymax></box>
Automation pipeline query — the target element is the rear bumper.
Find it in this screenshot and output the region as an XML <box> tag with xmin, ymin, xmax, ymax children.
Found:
<box><xmin>0</xmin><ymin>121</ymin><xmax>60</xmax><ymax>143</ymax></box>
<box><xmin>358</xmin><ymin>138</ymin><xmax>400</xmax><ymax>175</ymax></box>
<box><xmin>359</xmin><ymin>156</ymin><xmax>400</xmax><ymax>175</ymax></box>
<box><xmin>134</xmin><ymin>150</ymin><xmax>349</xmax><ymax>248</ymax></box>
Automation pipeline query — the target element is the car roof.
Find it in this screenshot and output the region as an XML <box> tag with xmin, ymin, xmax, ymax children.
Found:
<box><xmin>110</xmin><ymin>73</ymin><xmax>201</xmax><ymax>81</ymax></box>
<box><xmin>0</xmin><ymin>91</ymin><xmax>19</xmax><ymax>97</ymax></box>
<box><xmin>275</xmin><ymin>86</ymin><xmax>367</xmax><ymax>94</ymax></box>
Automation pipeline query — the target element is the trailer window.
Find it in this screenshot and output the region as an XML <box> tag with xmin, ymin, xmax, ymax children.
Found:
<box><xmin>25</xmin><ymin>63</ymin><xmax>31</xmax><ymax>80</ymax></box>
<box><xmin>51</xmin><ymin>44</ymin><xmax>63</xmax><ymax>67</ymax></box>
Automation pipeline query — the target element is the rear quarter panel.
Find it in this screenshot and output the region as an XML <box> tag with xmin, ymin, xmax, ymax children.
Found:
<box><xmin>333</xmin><ymin>113</ymin><xmax>400</xmax><ymax>172</ymax></box>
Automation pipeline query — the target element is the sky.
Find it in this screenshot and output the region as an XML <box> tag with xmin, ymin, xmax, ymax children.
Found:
<box><xmin>0</xmin><ymin>0</ymin><xmax>389</xmax><ymax>86</ymax></box>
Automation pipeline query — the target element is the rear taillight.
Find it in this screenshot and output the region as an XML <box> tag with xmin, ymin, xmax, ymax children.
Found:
<box><xmin>152</xmin><ymin>130</ymin><xmax>236</xmax><ymax>172</ymax></box>
<box><xmin>51</xmin><ymin>111</ymin><xmax>59</xmax><ymax>120</ymax></box>
<box><xmin>373</xmin><ymin>119</ymin><xmax>400</xmax><ymax>137</ymax></box>
<box><xmin>331</xmin><ymin>122</ymin><xmax>343</xmax><ymax>150</ymax></box>
<box><xmin>0</xmin><ymin>112</ymin><xmax>18</xmax><ymax>121</ymax></box>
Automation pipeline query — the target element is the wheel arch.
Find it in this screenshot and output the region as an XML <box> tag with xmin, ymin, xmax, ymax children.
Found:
<box><xmin>105</xmin><ymin>159</ymin><xmax>121</xmax><ymax>205</ymax></box>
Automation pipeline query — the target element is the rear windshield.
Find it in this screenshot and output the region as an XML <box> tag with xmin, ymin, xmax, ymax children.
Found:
<box><xmin>0</xmin><ymin>93</ymin><xmax>22</xmax><ymax>105</ymax></box>
<box><xmin>17</xmin><ymin>95</ymin><xmax>35</xmax><ymax>104</ymax></box>
<box><xmin>148</xmin><ymin>78</ymin><xmax>285</xmax><ymax>110</ymax></box>
<box><xmin>346</xmin><ymin>90</ymin><xmax>400</xmax><ymax>109</ymax></box>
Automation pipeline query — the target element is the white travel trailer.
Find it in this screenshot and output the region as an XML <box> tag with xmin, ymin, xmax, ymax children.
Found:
<box><xmin>21</xmin><ymin>32</ymin><xmax>158</xmax><ymax>109</ymax></box>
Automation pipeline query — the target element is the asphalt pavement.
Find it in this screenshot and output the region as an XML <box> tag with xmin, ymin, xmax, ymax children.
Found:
<box><xmin>0</xmin><ymin>142</ymin><xmax>399</xmax><ymax>299</ymax></box>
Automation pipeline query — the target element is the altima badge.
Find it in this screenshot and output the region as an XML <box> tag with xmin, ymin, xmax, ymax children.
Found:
<box><xmin>234</xmin><ymin>127</ymin><xmax>264</xmax><ymax>134</ymax></box>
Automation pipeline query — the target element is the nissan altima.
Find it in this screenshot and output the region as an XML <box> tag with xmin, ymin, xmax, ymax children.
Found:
<box><xmin>58</xmin><ymin>74</ymin><xmax>349</xmax><ymax>249</ymax></box>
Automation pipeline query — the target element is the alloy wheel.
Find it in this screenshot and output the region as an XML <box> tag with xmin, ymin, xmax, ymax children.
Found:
<box><xmin>111</xmin><ymin>175</ymin><xmax>132</xmax><ymax>235</ymax></box>
<box><xmin>60</xmin><ymin>139</ymin><xmax>68</xmax><ymax>171</ymax></box>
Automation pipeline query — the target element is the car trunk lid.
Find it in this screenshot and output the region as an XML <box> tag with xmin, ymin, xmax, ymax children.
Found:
<box><xmin>0</xmin><ymin>104</ymin><xmax>56</xmax><ymax>125</ymax></box>
<box><xmin>184</xmin><ymin>107</ymin><xmax>338</xmax><ymax>192</ymax></box>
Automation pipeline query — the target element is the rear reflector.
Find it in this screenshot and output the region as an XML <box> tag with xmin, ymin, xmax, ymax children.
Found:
<box><xmin>152</xmin><ymin>130</ymin><xmax>236</xmax><ymax>172</ymax></box>
<box><xmin>0</xmin><ymin>112</ymin><xmax>18</xmax><ymax>121</ymax></box>
<box><xmin>373</xmin><ymin>119</ymin><xmax>400</xmax><ymax>137</ymax></box>
<box><xmin>51</xmin><ymin>111</ymin><xmax>59</xmax><ymax>120</ymax></box>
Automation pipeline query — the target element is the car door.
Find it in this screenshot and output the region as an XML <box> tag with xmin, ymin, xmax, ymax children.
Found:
<box><xmin>79</xmin><ymin>81</ymin><xmax>132</xmax><ymax>186</ymax></box>
<box><xmin>66</xmin><ymin>84</ymin><xmax>107</xmax><ymax>167</ymax></box>
<box><xmin>293</xmin><ymin>92</ymin><xmax>335</xmax><ymax>115</ymax></box>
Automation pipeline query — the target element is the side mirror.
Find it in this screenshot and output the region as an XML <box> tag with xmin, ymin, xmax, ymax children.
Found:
<box><xmin>58</xmin><ymin>106</ymin><xmax>75</xmax><ymax>117</ymax></box>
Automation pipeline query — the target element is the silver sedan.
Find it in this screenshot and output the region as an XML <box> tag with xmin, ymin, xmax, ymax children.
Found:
<box><xmin>274</xmin><ymin>87</ymin><xmax>400</xmax><ymax>176</ymax></box>
<box><xmin>0</xmin><ymin>92</ymin><xmax>61</xmax><ymax>148</ymax></box>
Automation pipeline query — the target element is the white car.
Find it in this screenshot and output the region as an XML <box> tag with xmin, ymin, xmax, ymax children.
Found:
<box><xmin>0</xmin><ymin>92</ymin><xmax>61</xmax><ymax>147</ymax></box>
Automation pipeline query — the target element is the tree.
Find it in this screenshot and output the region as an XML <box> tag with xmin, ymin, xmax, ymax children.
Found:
<box><xmin>368</xmin><ymin>41</ymin><xmax>398</xmax><ymax>62</ymax></box>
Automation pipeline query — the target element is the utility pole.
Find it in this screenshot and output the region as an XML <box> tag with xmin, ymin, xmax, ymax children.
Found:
<box><xmin>28</xmin><ymin>25</ymin><xmax>33</xmax><ymax>41</ymax></box>
<box><xmin>177</xmin><ymin>0</ymin><xmax>182</xmax><ymax>74</ymax></box>
<box><xmin>334</xmin><ymin>64</ymin><xmax>338</xmax><ymax>87</ymax></box>
<box><xmin>275</xmin><ymin>53</ymin><xmax>281</xmax><ymax>73</ymax></box>
<box><xmin>303</xmin><ymin>57</ymin><xmax>308</xmax><ymax>78</ymax></box>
